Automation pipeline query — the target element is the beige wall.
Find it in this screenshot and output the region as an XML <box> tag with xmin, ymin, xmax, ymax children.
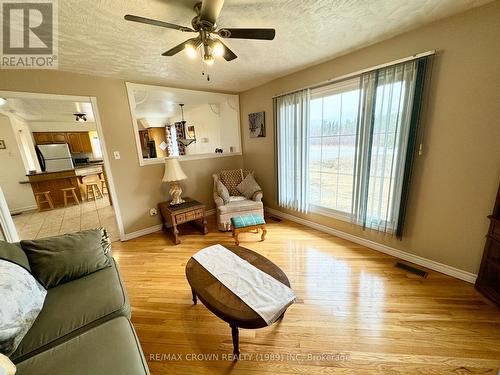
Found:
<box><xmin>239</xmin><ymin>1</ymin><xmax>500</xmax><ymax>274</ymax></box>
<box><xmin>0</xmin><ymin>71</ymin><xmax>243</xmax><ymax>235</ymax></box>
<box><xmin>0</xmin><ymin>114</ymin><xmax>37</xmax><ymax>212</ymax></box>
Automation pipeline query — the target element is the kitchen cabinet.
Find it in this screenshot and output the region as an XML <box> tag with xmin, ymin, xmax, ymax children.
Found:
<box><xmin>79</xmin><ymin>132</ymin><xmax>93</xmax><ymax>153</ymax></box>
<box><xmin>33</xmin><ymin>132</ymin><xmax>66</xmax><ymax>144</ymax></box>
<box><xmin>33</xmin><ymin>133</ymin><xmax>52</xmax><ymax>144</ymax></box>
<box><xmin>67</xmin><ymin>133</ymin><xmax>84</xmax><ymax>153</ymax></box>
<box><xmin>34</xmin><ymin>132</ymin><xmax>93</xmax><ymax>153</ymax></box>
<box><xmin>52</xmin><ymin>133</ymin><xmax>68</xmax><ymax>143</ymax></box>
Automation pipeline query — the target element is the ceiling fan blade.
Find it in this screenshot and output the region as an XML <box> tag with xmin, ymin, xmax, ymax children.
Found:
<box><xmin>124</xmin><ymin>14</ymin><xmax>194</xmax><ymax>32</ymax></box>
<box><xmin>217</xmin><ymin>40</ymin><xmax>237</xmax><ymax>61</ymax></box>
<box><xmin>200</xmin><ymin>0</ymin><xmax>225</xmax><ymax>24</ymax></box>
<box><xmin>218</xmin><ymin>28</ymin><xmax>276</xmax><ymax>40</ymax></box>
<box><xmin>162</xmin><ymin>39</ymin><xmax>193</xmax><ymax>56</ymax></box>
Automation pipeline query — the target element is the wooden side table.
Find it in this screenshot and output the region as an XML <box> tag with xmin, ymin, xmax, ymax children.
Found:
<box><xmin>158</xmin><ymin>198</ymin><xmax>208</xmax><ymax>245</ymax></box>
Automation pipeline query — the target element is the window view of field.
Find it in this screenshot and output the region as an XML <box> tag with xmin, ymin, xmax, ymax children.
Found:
<box><xmin>309</xmin><ymin>86</ymin><xmax>360</xmax><ymax>214</ymax></box>
<box><xmin>308</xmin><ymin>80</ymin><xmax>406</xmax><ymax>226</ymax></box>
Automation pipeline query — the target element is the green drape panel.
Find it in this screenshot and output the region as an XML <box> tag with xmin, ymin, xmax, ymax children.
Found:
<box><xmin>396</xmin><ymin>57</ymin><xmax>429</xmax><ymax>238</ymax></box>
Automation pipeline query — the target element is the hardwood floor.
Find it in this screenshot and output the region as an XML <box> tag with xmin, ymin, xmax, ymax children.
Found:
<box><xmin>112</xmin><ymin>215</ymin><xmax>500</xmax><ymax>375</ymax></box>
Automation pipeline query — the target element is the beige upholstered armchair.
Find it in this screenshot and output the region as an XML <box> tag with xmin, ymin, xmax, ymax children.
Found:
<box><xmin>213</xmin><ymin>169</ymin><xmax>264</xmax><ymax>231</ymax></box>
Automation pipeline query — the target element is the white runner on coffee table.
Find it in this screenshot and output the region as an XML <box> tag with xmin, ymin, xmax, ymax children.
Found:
<box><xmin>192</xmin><ymin>244</ymin><xmax>296</xmax><ymax>325</ymax></box>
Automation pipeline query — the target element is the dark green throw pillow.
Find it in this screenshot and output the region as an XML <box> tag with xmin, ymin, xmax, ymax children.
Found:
<box><xmin>20</xmin><ymin>229</ymin><xmax>111</xmax><ymax>289</ymax></box>
<box><xmin>0</xmin><ymin>240</ymin><xmax>31</xmax><ymax>271</ymax></box>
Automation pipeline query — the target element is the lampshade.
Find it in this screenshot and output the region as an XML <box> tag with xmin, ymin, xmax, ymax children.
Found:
<box><xmin>162</xmin><ymin>158</ymin><xmax>187</xmax><ymax>182</ymax></box>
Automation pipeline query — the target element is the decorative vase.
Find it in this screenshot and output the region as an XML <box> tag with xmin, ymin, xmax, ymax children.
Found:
<box><xmin>169</xmin><ymin>181</ymin><xmax>185</xmax><ymax>205</ymax></box>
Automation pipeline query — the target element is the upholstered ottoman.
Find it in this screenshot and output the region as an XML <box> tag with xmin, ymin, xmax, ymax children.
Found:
<box><xmin>230</xmin><ymin>214</ymin><xmax>266</xmax><ymax>245</ymax></box>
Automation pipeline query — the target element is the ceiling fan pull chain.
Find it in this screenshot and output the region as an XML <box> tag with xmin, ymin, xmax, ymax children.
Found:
<box><xmin>200</xmin><ymin>52</ymin><xmax>206</xmax><ymax>79</ymax></box>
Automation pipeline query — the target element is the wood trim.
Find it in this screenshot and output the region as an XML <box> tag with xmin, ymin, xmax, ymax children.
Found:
<box><xmin>90</xmin><ymin>97</ymin><xmax>126</xmax><ymax>241</ymax></box>
<box><xmin>0</xmin><ymin>91</ymin><xmax>124</xmax><ymax>241</ymax></box>
<box><xmin>0</xmin><ymin>187</ymin><xmax>19</xmax><ymax>242</ymax></box>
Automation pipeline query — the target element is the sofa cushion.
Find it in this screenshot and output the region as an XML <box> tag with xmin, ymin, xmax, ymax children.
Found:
<box><xmin>21</xmin><ymin>229</ymin><xmax>111</xmax><ymax>289</ymax></box>
<box><xmin>15</xmin><ymin>317</ymin><xmax>150</xmax><ymax>375</ymax></box>
<box><xmin>217</xmin><ymin>199</ymin><xmax>263</xmax><ymax>214</ymax></box>
<box><xmin>11</xmin><ymin>256</ymin><xmax>130</xmax><ymax>363</ymax></box>
<box><xmin>0</xmin><ymin>241</ymin><xmax>30</xmax><ymax>271</ymax></box>
<box><xmin>229</xmin><ymin>196</ymin><xmax>246</xmax><ymax>202</ymax></box>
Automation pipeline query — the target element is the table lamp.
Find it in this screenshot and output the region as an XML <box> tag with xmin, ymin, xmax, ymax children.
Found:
<box><xmin>162</xmin><ymin>158</ymin><xmax>187</xmax><ymax>205</ymax></box>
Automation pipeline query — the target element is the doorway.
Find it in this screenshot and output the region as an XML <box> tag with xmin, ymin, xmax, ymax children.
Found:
<box><xmin>0</xmin><ymin>91</ymin><xmax>124</xmax><ymax>242</ymax></box>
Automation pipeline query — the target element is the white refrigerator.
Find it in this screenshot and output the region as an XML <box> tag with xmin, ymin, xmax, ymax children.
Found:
<box><xmin>36</xmin><ymin>144</ymin><xmax>74</xmax><ymax>172</ymax></box>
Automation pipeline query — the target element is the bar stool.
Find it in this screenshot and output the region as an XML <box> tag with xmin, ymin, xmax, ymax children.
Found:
<box><xmin>100</xmin><ymin>178</ymin><xmax>108</xmax><ymax>195</ymax></box>
<box><xmin>34</xmin><ymin>191</ymin><xmax>54</xmax><ymax>211</ymax></box>
<box><xmin>61</xmin><ymin>187</ymin><xmax>80</xmax><ymax>207</ymax></box>
<box><xmin>86</xmin><ymin>183</ymin><xmax>103</xmax><ymax>201</ymax></box>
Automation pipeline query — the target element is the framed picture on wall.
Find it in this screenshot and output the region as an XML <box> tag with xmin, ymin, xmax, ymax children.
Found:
<box><xmin>249</xmin><ymin>111</ymin><xmax>265</xmax><ymax>138</ymax></box>
<box><xmin>0</xmin><ymin>140</ymin><xmax>5</xmax><ymax>149</ymax></box>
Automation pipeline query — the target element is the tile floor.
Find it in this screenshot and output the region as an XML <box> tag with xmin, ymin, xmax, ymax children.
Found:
<box><xmin>12</xmin><ymin>195</ymin><xmax>120</xmax><ymax>242</ymax></box>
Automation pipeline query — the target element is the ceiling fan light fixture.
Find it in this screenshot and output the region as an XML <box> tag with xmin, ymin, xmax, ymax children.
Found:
<box><xmin>124</xmin><ymin>0</ymin><xmax>277</xmax><ymax>76</ymax></box>
<box><xmin>212</xmin><ymin>41</ymin><xmax>224</xmax><ymax>57</ymax></box>
<box><xmin>74</xmin><ymin>113</ymin><xmax>87</xmax><ymax>122</ymax></box>
<box><xmin>203</xmin><ymin>54</ymin><xmax>215</xmax><ymax>66</ymax></box>
<box><xmin>185</xmin><ymin>42</ymin><xmax>198</xmax><ymax>59</ymax></box>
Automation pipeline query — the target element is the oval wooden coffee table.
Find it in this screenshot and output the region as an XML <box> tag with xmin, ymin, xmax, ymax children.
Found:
<box><xmin>185</xmin><ymin>245</ymin><xmax>291</xmax><ymax>357</ymax></box>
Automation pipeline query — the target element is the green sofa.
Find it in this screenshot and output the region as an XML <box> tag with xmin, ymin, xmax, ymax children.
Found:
<box><xmin>2</xmin><ymin>242</ymin><xmax>150</xmax><ymax>375</ymax></box>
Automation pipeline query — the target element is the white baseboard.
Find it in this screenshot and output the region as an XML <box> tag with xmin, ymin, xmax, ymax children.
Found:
<box><xmin>123</xmin><ymin>224</ymin><xmax>163</xmax><ymax>241</ymax></box>
<box><xmin>10</xmin><ymin>205</ymin><xmax>37</xmax><ymax>215</ymax></box>
<box><xmin>122</xmin><ymin>208</ymin><xmax>216</xmax><ymax>241</ymax></box>
<box><xmin>266</xmin><ymin>207</ymin><xmax>477</xmax><ymax>284</ymax></box>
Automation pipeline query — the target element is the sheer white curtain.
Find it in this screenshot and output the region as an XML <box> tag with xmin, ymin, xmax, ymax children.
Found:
<box><xmin>352</xmin><ymin>61</ymin><xmax>418</xmax><ymax>232</ymax></box>
<box><xmin>275</xmin><ymin>89</ymin><xmax>311</xmax><ymax>213</ymax></box>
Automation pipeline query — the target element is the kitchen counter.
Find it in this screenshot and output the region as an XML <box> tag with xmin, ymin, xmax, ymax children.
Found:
<box><xmin>26</xmin><ymin>164</ymin><xmax>108</xmax><ymax>208</ymax></box>
<box><xmin>74</xmin><ymin>160</ymin><xmax>104</xmax><ymax>168</ymax></box>
<box><xmin>26</xmin><ymin>162</ymin><xmax>104</xmax><ymax>177</ymax></box>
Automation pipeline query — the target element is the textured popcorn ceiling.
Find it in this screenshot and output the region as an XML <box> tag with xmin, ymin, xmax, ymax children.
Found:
<box><xmin>1</xmin><ymin>98</ymin><xmax>95</xmax><ymax>122</ymax></box>
<box><xmin>58</xmin><ymin>0</ymin><xmax>492</xmax><ymax>92</ymax></box>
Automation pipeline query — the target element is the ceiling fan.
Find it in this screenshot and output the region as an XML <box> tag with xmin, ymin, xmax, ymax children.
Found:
<box><xmin>124</xmin><ymin>0</ymin><xmax>275</xmax><ymax>66</ymax></box>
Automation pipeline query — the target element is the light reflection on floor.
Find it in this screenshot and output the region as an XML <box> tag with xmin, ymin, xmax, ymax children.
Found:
<box><xmin>305</xmin><ymin>247</ymin><xmax>353</xmax><ymax>317</ymax></box>
<box><xmin>358</xmin><ymin>271</ymin><xmax>385</xmax><ymax>331</ymax></box>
